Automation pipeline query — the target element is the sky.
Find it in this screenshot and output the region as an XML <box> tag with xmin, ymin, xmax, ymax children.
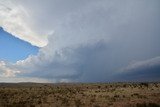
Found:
<box><xmin>0</xmin><ymin>27</ymin><xmax>38</xmax><ymax>62</ymax></box>
<box><xmin>0</xmin><ymin>0</ymin><xmax>160</xmax><ymax>83</ymax></box>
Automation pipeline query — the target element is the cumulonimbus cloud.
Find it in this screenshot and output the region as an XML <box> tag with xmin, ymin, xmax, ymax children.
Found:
<box><xmin>0</xmin><ymin>0</ymin><xmax>160</xmax><ymax>82</ymax></box>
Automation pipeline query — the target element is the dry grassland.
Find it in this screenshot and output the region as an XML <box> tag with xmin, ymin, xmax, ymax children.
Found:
<box><xmin>0</xmin><ymin>82</ymin><xmax>160</xmax><ymax>107</ymax></box>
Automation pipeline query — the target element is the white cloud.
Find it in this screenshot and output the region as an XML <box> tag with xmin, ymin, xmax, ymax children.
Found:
<box><xmin>0</xmin><ymin>0</ymin><xmax>48</xmax><ymax>47</ymax></box>
<box><xmin>0</xmin><ymin>61</ymin><xmax>20</xmax><ymax>77</ymax></box>
<box><xmin>0</xmin><ymin>77</ymin><xmax>51</xmax><ymax>83</ymax></box>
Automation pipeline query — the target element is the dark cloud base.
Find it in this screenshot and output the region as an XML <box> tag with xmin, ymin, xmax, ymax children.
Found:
<box><xmin>114</xmin><ymin>65</ymin><xmax>160</xmax><ymax>82</ymax></box>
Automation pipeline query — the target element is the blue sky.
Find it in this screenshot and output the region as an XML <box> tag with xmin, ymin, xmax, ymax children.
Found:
<box><xmin>0</xmin><ymin>27</ymin><xmax>38</xmax><ymax>63</ymax></box>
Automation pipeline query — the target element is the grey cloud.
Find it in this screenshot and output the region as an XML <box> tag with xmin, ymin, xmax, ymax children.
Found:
<box><xmin>19</xmin><ymin>42</ymin><xmax>111</xmax><ymax>82</ymax></box>
<box><xmin>115</xmin><ymin>57</ymin><xmax>160</xmax><ymax>82</ymax></box>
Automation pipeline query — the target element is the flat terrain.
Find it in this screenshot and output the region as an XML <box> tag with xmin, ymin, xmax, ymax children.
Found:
<box><xmin>0</xmin><ymin>83</ymin><xmax>160</xmax><ymax>107</ymax></box>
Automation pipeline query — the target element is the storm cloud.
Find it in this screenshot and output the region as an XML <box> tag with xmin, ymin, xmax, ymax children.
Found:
<box><xmin>0</xmin><ymin>0</ymin><xmax>160</xmax><ymax>82</ymax></box>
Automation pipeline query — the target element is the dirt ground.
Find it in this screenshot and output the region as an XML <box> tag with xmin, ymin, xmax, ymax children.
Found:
<box><xmin>0</xmin><ymin>82</ymin><xmax>160</xmax><ymax>107</ymax></box>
